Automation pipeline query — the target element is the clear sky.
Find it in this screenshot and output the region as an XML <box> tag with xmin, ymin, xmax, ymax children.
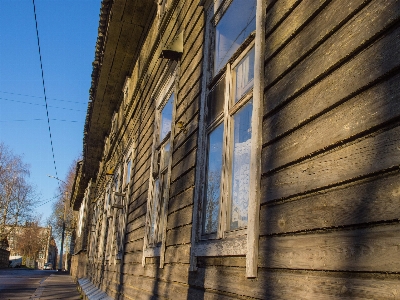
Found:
<box><xmin>0</xmin><ymin>1</ymin><xmax>100</xmax><ymax>224</ymax></box>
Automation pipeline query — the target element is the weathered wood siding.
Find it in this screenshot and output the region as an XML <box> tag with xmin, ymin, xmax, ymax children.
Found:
<box><xmin>256</xmin><ymin>0</ymin><xmax>400</xmax><ymax>298</ymax></box>
<box><xmin>85</xmin><ymin>0</ymin><xmax>400</xmax><ymax>299</ymax></box>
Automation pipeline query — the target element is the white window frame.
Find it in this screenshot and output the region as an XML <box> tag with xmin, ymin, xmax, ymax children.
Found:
<box><xmin>142</xmin><ymin>65</ymin><xmax>178</xmax><ymax>267</ymax></box>
<box><xmin>190</xmin><ymin>0</ymin><xmax>264</xmax><ymax>278</ymax></box>
<box><xmin>115</xmin><ymin>141</ymin><xmax>136</xmax><ymax>260</ymax></box>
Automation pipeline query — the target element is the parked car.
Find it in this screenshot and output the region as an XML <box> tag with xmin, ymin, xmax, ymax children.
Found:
<box><xmin>9</xmin><ymin>256</ymin><xmax>22</xmax><ymax>268</ymax></box>
<box><xmin>43</xmin><ymin>263</ymin><xmax>52</xmax><ymax>270</ymax></box>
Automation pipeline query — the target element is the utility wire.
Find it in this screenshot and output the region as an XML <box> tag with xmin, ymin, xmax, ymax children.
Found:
<box><xmin>0</xmin><ymin>118</ymin><xmax>81</xmax><ymax>123</ymax></box>
<box><xmin>32</xmin><ymin>0</ymin><xmax>59</xmax><ymax>183</ymax></box>
<box><xmin>0</xmin><ymin>97</ymin><xmax>83</xmax><ymax>112</ymax></box>
<box><xmin>0</xmin><ymin>91</ymin><xmax>86</xmax><ymax>105</ymax></box>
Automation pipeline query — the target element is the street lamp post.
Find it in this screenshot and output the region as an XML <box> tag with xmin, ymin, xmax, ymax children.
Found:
<box><xmin>47</xmin><ymin>175</ymin><xmax>68</xmax><ymax>271</ymax></box>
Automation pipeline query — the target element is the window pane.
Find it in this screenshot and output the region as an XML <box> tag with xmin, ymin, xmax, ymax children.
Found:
<box><xmin>230</xmin><ymin>100</ymin><xmax>252</xmax><ymax>230</ymax></box>
<box><xmin>207</xmin><ymin>76</ymin><xmax>225</xmax><ymax>125</ymax></box>
<box><xmin>126</xmin><ymin>160</ymin><xmax>131</xmax><ymax>184</ymax></box>
<box><xmin>160</xmin><ymin>93</ymin><xmax>174</xmax><ymax>141</ymax></box>
<box><xmin>157</xmin><ymin>173</ymin><xmax>168</xmax><ymax>242</ymax></box>
<box><xmin>160</xmin><ymin>141</ymin><xmax>170</xmax><ymax>171</ymax></box>
<box><xmin>235</xmin><ymin>47</ymin><xmax>255</xmax><ymax>102</ymax></box>
<box><xmin>203</xmin><ymin>123</ymin><xmax>224</xmax><ymax>234</ymax></box>
<box><xmin>214</xmin><ymin>0</ymin><xmax>256</xmax><ymax>74</ymax></box>
<box><xmin>149</xmin><ymin>179</ymin><xmax>160</xmax><ymax>242</ymax></box>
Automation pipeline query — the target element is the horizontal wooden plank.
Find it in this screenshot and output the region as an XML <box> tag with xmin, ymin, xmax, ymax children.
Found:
<box><xmin>170</xmin><ymin>147</ymin><xmax>197</xmax><ymax>182</ymax></box>
<box><xmin>127</xmin><ymin>198</ymin><xmax>147</xmax><ymax>221</ymax></box>
<box><xmin>125</xmin><ymin>225</ymin><xmax>145</xmax><ymax>242</ymax></box>
<box><xmin>173</xmin><ymin>113</ymin><xmax>199</xmax><ymax>155</ymax></box>
<box><xmin>164</xmin><ymin>244</ymin><xmax>191</xmax><ymax>264</ymax></box>
<box><xmin>122</xmin><ymin>272</ymin><xmax>190</xmax><ymax>300</ymax></box>
<box><xmin>260</xmin><ymin>171</ymin><xmax>400</xmax><ymax>234</ymax></box>
<box><xmin>176</xmin><ymin>88</ymin><xmax>201</xmax><ymax>125</ymax></box>
<box><xmin>259</xmin><ymin>223</ymin><xmax>400</xmax><ymax>272</ymax></box>
<box><xmin>265</xmin><ymin>0</ymin><xmax>330</xmax><ymax>61</ymax></box>
<box><xmin>265</xmin><ymin>0</ymin><xmax>300</xmax><ymax>37</ymax></box>
<box><xmin>166</xmin><ymin>224</ymin><xmax>192</xmax><ymax>246</ymax></box>
<box><xmin>169</xmin><ymin>167</ymin><xmax>195</xmax><ymax>198</ymax></box>
<box><xmin>262</xmin><ymin>124</ymin><xmax>400</xmax><ymax>201</ymax></box>
<box><xmin>196</xmin><ymin>256</ymin><xmax>246</xmax><ymax>268</ymax></box>
<box><xmin>179</xmin><ymin>30</ymin><xmax>203</xmax><ymax>87</ymax></box>
<box><xmin>265</xmin><ymin>0</ymin><xmax>368</xmax><ymax>87</ymax></box>
<box><xmin>123</xmin><ymin>251</ymin><xmax>143</xmax><ymax>264</ymax></box>
<box><xmin>124</xmin><ymin>238</ymin><xmax>144</xmax><ymax>253</ymax></box>
<box><xmin>264</xmin><ymin>0</ymin><xmax>400</xmax><ymax>115</ymax></box>
<box><xmin>263</xmin><ymin>27</ymin><xmax>400</xmax><ymax>147</ymax></box>
<box><xmin>167</xmin><ymin>204</ymin><xmax>193</xmax><ymax>230</ymax></box>
<box><xmin>172</xmin><ymin>131</ymin><xmax>198</xmax><ymax>169</ymax></box>
<box><xmin>190</xmin><ymin>265</ymin><xmax>400</xmax><ymax>299</ymax></box>
<box><xmin>168</xmin><ymin>186</ymin><xmax>194</xmax><ymax>213</ymax></box>
<box><xmin>263</xmin><ymin>72</ymin><xmax>400</xmax><ymax>173</ymax></box>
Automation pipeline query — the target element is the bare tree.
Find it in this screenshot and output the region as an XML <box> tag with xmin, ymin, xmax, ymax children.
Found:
<box><xmin>14</xmin><ymin>220</ymin><xmax>48</xmax><ymax>260</ymax></box>
<box><xmin>0</xmin><ymin>143</ymin><xmax>36</xmax><ymax>240</ymax></box>
<box><xmin>47</xmin><ymin>159</ymin><xmax>78</xmax><ymax>241</ymax></box>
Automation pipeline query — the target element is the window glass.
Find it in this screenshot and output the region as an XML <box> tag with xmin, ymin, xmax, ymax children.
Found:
<box><xmin>126</xmin><ymin>160</ymin><xmax>131</xmax><ymax>185</ymax></box>
<box><xmin>235</xmin><ymin>47</ymin><xmax>255</xmax><ymax>102</ymax></box>
<box><xmin>203</xmin><ymin>123</ymin><xmax>224</xmax><ymax>234</ymax></box>
<box><xmin>150</xmin><ymin>179</ymin><xmax>160</xmax><ymax>241</ymax></box>
<box><xmin>230</xmin><ymin>100</ymin><xmax>252</xmax><ymax>230</ymax></box>
<box><xmin>160</xmin><ymin>93</ymin><xmax>174</xmax><ymax>141</ymax></box>
<box><xmin>207</xmin><ymin>76</ymin><xmax>225</xmax><ymax>125</ymax></box>
<box><xmin>214</xmin><ymin>0</ymin><xmax>256</xmax><ymax>74</ymax></box>
<box><xmin>161</xmin><ymin>141</ymin><xmax>170</xmax><ymax>171</ymax></box>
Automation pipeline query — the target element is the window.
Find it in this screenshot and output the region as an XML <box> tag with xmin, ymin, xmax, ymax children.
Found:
<box><xmin>143</xmin><ymin>67</ymin><xmax>177</xmax><ymax>266</ymax></box>
<box><xmin>191</xmin><ymin>0</ymin><xmax>263</xmax><ymax>277</ymax></box>
<box><xmin>124</xmin><ymin>150</ymin><xmax>133</xmax><ymax>187</ymax></box>
<box><xmin>202</xmin><ymin>0</ymin><xmax>255</xmax><ymax>239</ymax></box>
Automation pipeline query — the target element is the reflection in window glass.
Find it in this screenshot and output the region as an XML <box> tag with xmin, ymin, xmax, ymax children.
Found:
<box><xmin>160</xmin><ymin>94</ymin><xmax>174</xmax><ymax>141</ymax></box>
<box><xmin>161</xmin><ymin>141</ymin><xmax>170</xmax><ymax>171</ymax></box>
<box><xmin>157</xmin><ymin>174</ymin><xmax>168</xmax><ymax>242</ymax></box>
<box><xmin>207</xmin><ymin>76</ymin><xmax>225</xmax><ymax>125</ymax></box>
<box><xmin>230</xmin><ymin>100</ymin><xmax>252</xmax><ymax>230</ymax></box>
<box><xmin>203</xmin><ymin>123</ymin><xmax>224</xmax><ymax>234</ymax></box>
<box><xmin>150</xmin><ymin>179</ymin><xmax>160</xmax><ymax>241</ymax></box>
<box><xmin>214</xmin><ymin>0</ymin><xmax>256</xmax><ymax>74</ymax></box>
<box><xmin>126</xmin><ymin>160</ymin><xmax>132</xmax><ymax>185</ymax></box>
<box><xmin>235</xmin><ymin>47</ymin><xmax>255</xmax><ymax>102</ymax></box>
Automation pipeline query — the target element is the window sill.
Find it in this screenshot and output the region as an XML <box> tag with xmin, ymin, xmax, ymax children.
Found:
<box><xmin>193</xmin><ymin>234</ymin><xmax>247</xmax><ymax>257</ymax></box>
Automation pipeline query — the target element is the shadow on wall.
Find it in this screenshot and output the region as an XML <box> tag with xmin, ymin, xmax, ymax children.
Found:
<box><xmin>260</xmin><ymin>0</ymin><xmax>400</xmax><ymax>298</ymax></box>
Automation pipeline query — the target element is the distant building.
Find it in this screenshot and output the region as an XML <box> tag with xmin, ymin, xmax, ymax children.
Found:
<box><xmin>0</xmin><ymin>238</ymin><xmax>9</xmax><ymax>268</ymax></box>
<box><xmin>7</xmin><ymin>224</ymin><xmax>55</xmax><ymax>269</ymax></box>
<box><xmin>70</xmin><ymin>0</ymin><xmax>400</xmax><ymax>299</ymax></box>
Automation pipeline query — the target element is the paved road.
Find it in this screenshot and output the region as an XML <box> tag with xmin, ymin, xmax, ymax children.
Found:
<box><xmin>0</xmin><ymin>268</ymin><xmax>57</xmax><ymax>299</ymax></box>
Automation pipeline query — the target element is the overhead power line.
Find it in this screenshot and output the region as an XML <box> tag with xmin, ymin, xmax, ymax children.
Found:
<box><xmin>0</xmin><ymin>118</ymin><xmax>82</xmax><ymax>123</ymax></box>
<box><xmin>0</xmin><ymin>91</ymin><xmax>87</xmax><ymax>105</ymax></box>
<box><xmin>0</xmin><ymin>97</ymin><xmax>83</xmax><ymax>112</ymax></box>
<box><xmin>32</xmin><ymin>0</ymin><xmax>59</xmax><ymax>182</ymax></box>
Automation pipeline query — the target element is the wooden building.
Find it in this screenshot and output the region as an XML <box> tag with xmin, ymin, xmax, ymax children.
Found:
<box><xmin>70</xmin><ymin>0</ymin><xmax>400</xmax><ymax>298</ymax></box>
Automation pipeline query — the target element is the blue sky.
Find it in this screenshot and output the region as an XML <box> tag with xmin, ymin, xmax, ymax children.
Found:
<box><xmin>0</xmin><ymin>1</ymin><xmax>100</xmax><ymax>223</ymax></box>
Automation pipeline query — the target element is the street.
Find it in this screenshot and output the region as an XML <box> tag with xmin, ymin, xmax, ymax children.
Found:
<box><xmin>0</xmin><ymin>268</ymin><xmax>57</xmax><ymax>299</ymax></box>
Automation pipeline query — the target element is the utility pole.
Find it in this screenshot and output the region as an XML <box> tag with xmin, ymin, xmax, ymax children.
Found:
<box><xmin>47</xmin><ymin>175</ymin><xmax>68</xmax><ymax>271</ymax></box>
<box><xmin>59</xmin><ymin>192</ymin><xmax>67</xmax><ymax>271</ymax></box>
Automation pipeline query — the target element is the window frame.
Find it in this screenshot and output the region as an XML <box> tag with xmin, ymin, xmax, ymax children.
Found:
<box><xmin>142</xmin><ymin>65</ymin><xmax>178</xmax><ymax>267</ymax></box>
<box><xmin>190</xmin><ymin>0</ymin><xmax>264</xmax><ymax>278</ymax></box>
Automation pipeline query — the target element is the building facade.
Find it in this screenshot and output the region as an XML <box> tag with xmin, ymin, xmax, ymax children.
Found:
<box><xmin>7</xmin><ymin>224</ymin><xmax>56</xmax><ymax>269</ymax></box>
<box><xmin>70</xmin><ymin>0</ymin><xmax>400</xmax><ymax>298</ymax></box>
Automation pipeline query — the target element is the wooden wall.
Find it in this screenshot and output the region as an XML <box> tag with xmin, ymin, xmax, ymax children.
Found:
<box><xmin>257</xmin><ymin>0</ymin><xmax>400</xmax><ymax>298</ymax></box>
<box><xmin>86</xmin><ymin>0</ymin><xmax>400</xmax><ymax>299</ymax></box>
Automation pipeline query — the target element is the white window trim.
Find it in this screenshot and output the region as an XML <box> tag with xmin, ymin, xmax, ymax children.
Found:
<box><xmin>142</xmin><ymin>65</ymin><xmax>178</xmax><ymax>267</ymax></box>
<box><xmin>115</xmin><ymin>141</ymin><xmax>136</xmax><ymax>260</ymax></box>
<box><xmin>190</xmin><ymin>0</ymin><xmax>264</xmax><ymax>278</ymax></box>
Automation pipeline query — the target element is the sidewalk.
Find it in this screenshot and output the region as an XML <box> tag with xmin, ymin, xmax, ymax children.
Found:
<box><xmin>30</xmin><ymin>271</ymin><xmax>81</xmax><ymax>300</ymax></box>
